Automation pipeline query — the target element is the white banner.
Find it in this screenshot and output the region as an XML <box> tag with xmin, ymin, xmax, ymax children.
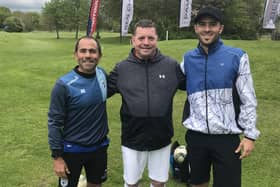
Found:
<box><xmin>179</xmin><ymin>0</ymin><xmax>192</xmax><ymax>28</ymax></box>
<box><xmin>121</xmin><ymin>0</ymin><xmax>134</xmax><ymax>36</ymax></box>
<box><xmin>263</xmin><ymin>0</ymin><xmax>280</xmax><ymax>29</ymax></box>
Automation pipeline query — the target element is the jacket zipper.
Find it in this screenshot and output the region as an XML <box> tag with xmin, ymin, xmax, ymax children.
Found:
<box><xmin>205</xmin><ymin>55</ymin><xmax>210</xmax><ymax>134</ymax></box>
<box><xmin>145</xmin><ymin>61</ymin><xmax>151</xmax><ymax>116</ymax></box>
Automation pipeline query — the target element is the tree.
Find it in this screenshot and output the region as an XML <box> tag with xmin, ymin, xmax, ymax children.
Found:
<box><xmin>137</xmin><ymin>0</ymin><xmax>180</xmax><ymax>40</ymax></box>
<box><xmin>245</xmin><ymin>0</ymin><xmax>263</xmax><ymax>38</ymax></box>
<box><xmin>42</xmin><ymin>0</ymin><xmax>92</xmax><ymax>39</ymax></box>
<box><xmin>99</xmin><ymin>0</ymin><xmax>121</xmax><ymax>31</ymax></box>
<box><xmin>42</xmin><ymin>0</ymin><xmax>66</xmax><ymax>39</ymax></box>
<box><xmin>63</xmin><ymin>0</ymin><xmax>90</xmax><ymax>39</ymax></box>
<box><xmin>223</xmin><ymin>0</ymin><xmax>262</xmax><ymax>39</ymax></box>
<box><xmin>39</xmin><ymin>0</ymin><xmax>265</xmax><ymax>40</ymax></box>
<box><xmin>3</xmin><ymin>16</ymin><xmax>25</xmax><ymax>32</ymax></box>
<box><xmin>12</xmin><ymin>11</ymin><xmax>40</xmax><ymax>32</ymax></box>
<box><xmin>272</xmin><ymin>16</ymin><xmax>280</xmax><ymax>40</ymax></box>
<box><xmin>23</xmin><ymin>12</ymin><xmax>41</xmax><ymax>31</ymax></box>
<box><xmin>99</xmin><ymin>0</ymin><xmax>266</xmax><ymax>40</ymax></box>
<box><xmin>0</xmin><ymin>6</ymin><xmax>11</xmax><ymax>28</ymax></box>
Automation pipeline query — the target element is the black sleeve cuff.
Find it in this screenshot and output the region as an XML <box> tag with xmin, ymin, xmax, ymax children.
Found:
<box><xmin>245</xmin><ymin>136</ymin><xmax>256</xmax><ymax>141</ymax></box>
<box><xmin>51</xmin><ymin>149</ymin><xmax>63</xmax><ymax>159</ymax></box>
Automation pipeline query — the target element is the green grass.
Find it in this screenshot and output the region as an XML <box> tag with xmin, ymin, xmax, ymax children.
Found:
<box><xmin>0</xmin><ymin>31</ymin><xmax>279</xmax><ymax>187</ymax></box>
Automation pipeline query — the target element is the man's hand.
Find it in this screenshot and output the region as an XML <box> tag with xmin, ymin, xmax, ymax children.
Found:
<box><xmin>235</xmin><ymin>138</ymin><xmax>255</xmax><ymax>159</ymax></box>
<box><xmin>53</xmin><ymin>157</ymin><xmax>70</xmax><ymax>178</ymax></box>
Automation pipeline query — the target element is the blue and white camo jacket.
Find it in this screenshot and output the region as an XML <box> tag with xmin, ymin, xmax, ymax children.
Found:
<box><xmin>180</xmin><ymin>39</ymin><xmax>260</xmax><ymax>140</ymax></box>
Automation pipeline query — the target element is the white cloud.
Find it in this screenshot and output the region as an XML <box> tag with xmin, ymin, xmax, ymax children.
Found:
<box><xmin>0</xmin><ymin>0</ymin><xmax>50</xmax><ymax>12</ymax></box>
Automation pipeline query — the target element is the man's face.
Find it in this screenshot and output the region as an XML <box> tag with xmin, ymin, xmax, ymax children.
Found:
<box><xmin>75</xmin><ymin>38</ymin><xmax>100</xmax><ymax>74</ymax></box>
<box><xmin>132</xmin><ymin>27</ymin><xmax>158</xmax><ymax>60</ymax></box>
<box><xmin>194</xmin><ymin>17</ymin><xmax>224</xmax><ymax>47</ymax></box>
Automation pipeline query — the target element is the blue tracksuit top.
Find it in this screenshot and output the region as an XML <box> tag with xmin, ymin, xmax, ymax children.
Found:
<box><xmin>48</xmin><ymin>66</ymin><xmax>109</xmax><ymax>152</ymax></box>
<box><xmin>180</xmin><ymin>39</ymin><xmax>260</xmax><ymax>140</ymax></box>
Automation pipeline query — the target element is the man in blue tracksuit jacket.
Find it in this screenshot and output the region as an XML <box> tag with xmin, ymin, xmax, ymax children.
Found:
<box><xmin>180</xmin><ymin>7</ymin><xmax>260</xmax><ymax>187</ymax></box>
<box><xmin>48</xmin><ymin>36</ymin><xmax>109</xmax><ymax>187</ymax></box>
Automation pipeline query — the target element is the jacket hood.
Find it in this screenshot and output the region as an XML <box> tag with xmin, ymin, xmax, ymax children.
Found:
<box><xmin>126</xmin><ymin>48</ymin><xmax>164</xmax><ymax>64</ymax></box>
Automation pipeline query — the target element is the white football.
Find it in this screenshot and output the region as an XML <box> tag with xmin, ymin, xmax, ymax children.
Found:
<box><xmin>174</xmin><ymin>145</ymin><xmax>187</xmax><ymax>163</ymax></box>
<box><xmin>77</xmin><ymin>174</ymin><xmax>87</xmax><ymax>187</ymax></box>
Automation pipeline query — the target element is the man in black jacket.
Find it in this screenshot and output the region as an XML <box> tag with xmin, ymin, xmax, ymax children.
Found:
<box><xmin>108</xmin><ymin>19</ymin><xmax>185</xmax><ymax>187</ymax></box>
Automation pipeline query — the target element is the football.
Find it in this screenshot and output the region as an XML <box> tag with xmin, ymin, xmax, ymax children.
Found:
<box><xmin>77</xmin><ymin>174</ymin><xmax>87</xmax><ymax>187</ymax></box>
<box><xmin>173</xmin><ymin>145</ymin><xmax>187</xmax><ymax>163</ymax></box>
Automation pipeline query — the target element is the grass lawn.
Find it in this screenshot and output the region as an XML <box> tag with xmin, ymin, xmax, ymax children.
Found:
<box><xmin>0</xmin><ymin>31</ymin><xmax>279</xmax><ymax>187</ymax></box>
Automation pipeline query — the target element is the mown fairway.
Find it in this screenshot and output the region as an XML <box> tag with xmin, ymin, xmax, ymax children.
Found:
<box><xmin>0</xmin><ymin>31</ymin><xmax>279</xmax><ymax>186</ymax></box>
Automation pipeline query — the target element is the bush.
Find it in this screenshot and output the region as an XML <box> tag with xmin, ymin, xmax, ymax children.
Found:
<box><xmin>272</xmin><ymin>17</ymin><xmax>280</xmax><ymax>40</ymax></box>
<box><xmin>223</xmin><ymin>34</ymin><xmax>241</xmax><ymax>40</ymax></box>
<box><xmin>168</xmin><ymin>30</ymin><xmax>196</xmax><ymax>40</ymax></box>
<box><xmin>3</xmin><ymin>16</ymin><xmax>24</xmax><ymax>32</ymax></box>
<box><xmin>271</xmin><ymin>31</ymin><xmax>280</xmax><ymax>40</ymax></box>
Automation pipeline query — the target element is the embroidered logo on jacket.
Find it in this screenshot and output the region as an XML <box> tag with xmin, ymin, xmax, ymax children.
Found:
<box><xmin>159</xmin><ymin>74</ymin><xmax>166</xmax><ymax>79</ymax></box>
<box><xmin>80</xmin><ymin>88</ymin><xmax>86</xmax><ymax>94</ymax></box>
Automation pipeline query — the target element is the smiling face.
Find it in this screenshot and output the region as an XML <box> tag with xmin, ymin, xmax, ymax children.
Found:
<box><xmin>194</xmin><ymin>17</ymin><xmax>224</xmax><ymax>50</ymax></box>
<box><xmin>132</xmin><ymin>27</ymin><xmax>158</xmax><ymax>60</ymax></box>
<box><xmin>74</xmin><ymin>38</ymin><xmax>101</xmax><ymax>74</ymax></box>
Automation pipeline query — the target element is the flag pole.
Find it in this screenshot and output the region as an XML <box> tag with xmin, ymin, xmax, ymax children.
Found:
<box><xmin>120</xmin><ymin>0</ymin><xmax>123</xmax><ymax>43</ymax></box>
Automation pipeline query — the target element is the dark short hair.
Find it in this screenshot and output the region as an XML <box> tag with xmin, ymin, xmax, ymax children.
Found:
<box><xmin>133</xmin><ymin>19</ymin><xmax>157</xmax><ymax>35</ymax></box>
<box><xmin>74</xmin><ymin>36</ymin><xmax>102</xmax><ymax>56</ymax></box>
<box><xmin>194</xmin><ymin>6</ymin><xmax>223</xmax><ymax>24</ymax></box>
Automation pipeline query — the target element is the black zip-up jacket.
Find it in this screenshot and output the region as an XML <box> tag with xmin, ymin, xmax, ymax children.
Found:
<box><xmin>108</xmin><ymin>49</ymin><xmax>185</xmax><ymax>151</ymax></box>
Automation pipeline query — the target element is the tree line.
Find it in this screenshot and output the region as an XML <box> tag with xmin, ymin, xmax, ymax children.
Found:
<box><xmin>0</xmin><ymin>0</ymin><xmax>276</xmax><ymax>40</ymax></box>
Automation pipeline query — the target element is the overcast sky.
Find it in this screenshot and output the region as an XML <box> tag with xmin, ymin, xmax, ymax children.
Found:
<box><xmin>0</xmin><ymin>0</ymin><xmax>50</xmax><ymax>12</ymax></box>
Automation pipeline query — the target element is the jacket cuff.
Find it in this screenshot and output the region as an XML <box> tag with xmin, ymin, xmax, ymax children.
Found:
<box><xmin>244</xmin><ymin>136</ymin><xmax>256</xmax><ymax>141</ymax></box>
<box><xmin>51</xmin><ymin>149</ymin><xmax>63</xmax><ymax>159</ymax></box>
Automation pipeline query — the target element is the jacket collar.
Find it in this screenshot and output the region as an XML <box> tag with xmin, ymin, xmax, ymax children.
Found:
<box><xmin>128</xmin><ymin>48</ymin><xmax>163</xmax><ymax>63</ymax></box>
<box><xmin>197</xmin><ymin>37</ymin><xmax>223</xmax><ymax>55</ymax></box>
<box><xmin>73</xmin><ymin>66</ymin><xmax>96</xmax><ymax>79</ymax></box>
